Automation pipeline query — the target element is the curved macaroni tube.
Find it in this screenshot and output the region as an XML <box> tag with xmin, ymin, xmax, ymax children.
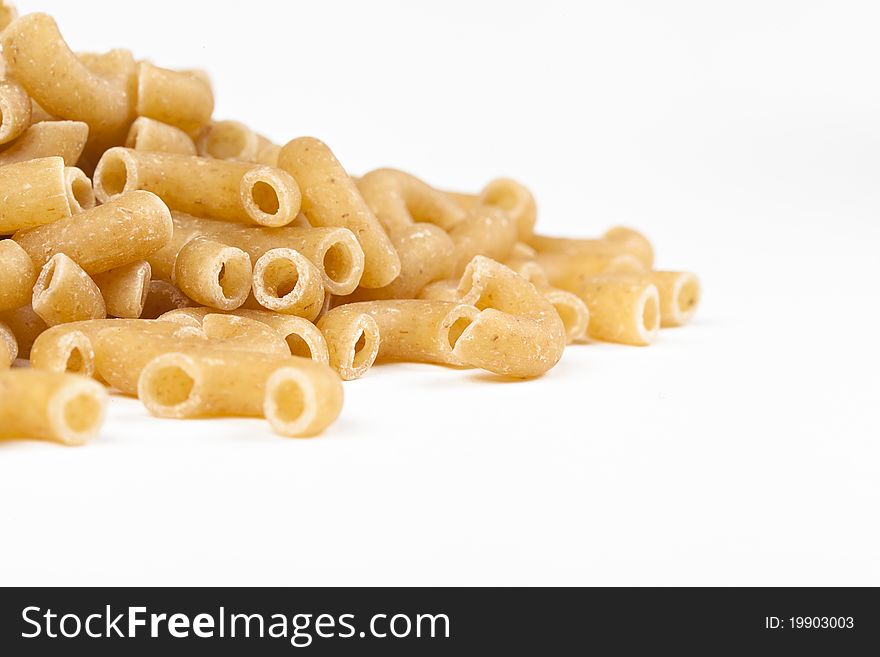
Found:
<box><xmin>534</xmin><ymin>251</ymin><xmax>646</xmax><ymax>294</ymax></box>
<box><xmin>0</xmin><ymin>370</ymin><xmax>107</xmax><ymax>446</ymax></box>
<box><xmin>0</xmin><ymin>240</ymin><xmax>38</xmax><ymax>312</ymax></box>
<box><xmin>196</xmin><ymin>120</ymin><xmax>259</xmax><ymax>161</ymax></box>
<box><xmin>92</xmin><ymin>261</ymin><xmax>151</xmax><ymax>319</ymax></box>
<box><xmin>452</xmin><ymin>256</ymin><xmax>567</xmax><ymax>379</ymax></box>
<box><xmin>0</xmin><ymin>157</ymin><xmax>72</xmax><ymax>233</ymax></box>
<box><xmin>316</xmin><ymin>306</ymin><xmax>381</xmax><ymax>381</ymax></box>
<box><xmin>199</xmin><ymin>314</ymin><xmax>290</xmax><ymax>357</ymax></box>
<box><xmin>149</xmin><ymin>212</ymin><xmax>364</xmax><ymax>296</ymax></box>
<box><xmin>579</xmin><ymin>274</ymin><xmax>661</xmax><ymax>346</ymax></box>
<box><xmin>502</xmin><ymin>257</ymin><xmax>550</xmax><ymax>287</ymax></box>
<box><xmin>530</xmin><ymin>227</ymin><xmax>655</xmax><ymax>269</ymax></box>
<box><xmin>1</xmin><ymin>13</ymin><xmax>132</xmax><ymax>143</ymax></box>
<box><xmin>94</xmin><ymin>148</ymin><xmax>302</xmax><ymax>228</ymax></box>
<box><xmin>478</xmin><ymin>178</ymin><xmax>538</xmax><ymax>241</ymax></box>
<box><xmin>141</xmin><ymin>281</ymin><xmax>194</xmax><ymax>319</ymax></box>
<box><xmin>541</xmin><ymin>287</ymin><xmax>590</xmax><ymax>344</ymax></box>
<box><xmin>159</xmin><ymin>308</ymin><xmax>330</xmax><ymax>364</ymax></box>
<box><xmin>642</xmin><ymin>271</ymin><xmax>701</xmax><ymax>328</ymax></box>
<box><xmin>357</xmin><ymin>168</ymin><xmax>467</xmax><ymax>233</ymax></box>
<box><xmin>173</xmin><ymin>238</ymin><xmax>253</xmax><ymax>311</ymax></box>
<box><xmin>279</xmin><ymin>137</ymin><xmax>400</xmax><ymax>288</ymax></box>
<box><xmin>0</xmin><ymin>321</ymin><xmax>17</xmax><ymax>368</ymax></box>
<box><xmin>449</xmin><ymin>205</ymin><xmax>519</xmax><ymax>276</ymax></box>
<box><xmin>0</xmin><ymin>78</ymin><xmax>32</xmax><ymax>145</ymax></box>
<box><xmin>0</xmin><ymin>121</ymin><xmax>89</xmax><ymax>167</ymax></box>
<box><xmin>256</xmin><ymin>137</ymin><xmax>281</xmax><ymax>167</ymax></box>
<box><xmin>63</xmin><ymin>167</ymin><xmax>96</xmax><ymax>214</ymax></box>
<box><xmin>138</xmin><ymin>351</ymin><xmax>343</xmax><ymax>438</ymax></box>
<box><xmin>14</xmin><ymin>190</ymin><xmax>173</xmax><ymax>275</ymax></box>
<box><xmin>250</xmin><ymin>248</ymin><xmax>325</xmax><ymax>320</ymax></box>
<box><xmin>342</xmin><ymin>223</ymin><xmax>456</xmax><ymax>302</ymax></box>
<box><xmin>417</xmin><ymin>279</ymin><xmax>459</xmax><ymax>303</ymax></box>
<box><xmin>136</xmin><ymin>62</ymin><xmax>214</xmax><ymax>135</ymax></box>
<box><xmin>126</xmin><ymin>117</ymin><xmax>197</xmax><ymax>156</ymax></box>
<box><xmin>32</xmin><ymin>254</ymin><xmax>106</xmax><ymax>327</ymax></box>
<box><xmin>0</xmin><ymin>305</ymin><xmax>46</xmax><ymax>358</ymax></box>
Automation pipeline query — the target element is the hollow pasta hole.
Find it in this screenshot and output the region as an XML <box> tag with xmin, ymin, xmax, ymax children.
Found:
<box><xmin>71</xmin><ymin>177</ymin><xmax>92</xmax><ymax>209</ymax></box>
<box><xmin>262</xmin><ymin>259</ymin><xmax>300</xmax><ymax>299</ymax></box>
<box><xmin>483</xmin><ymin>184</ymin><xmax>517</xmax><ymax>212</ymax></box>
<box><xmin>287</xmin><ymin>334</ymin><xmax>313</xmax><ymax>359</ymax></box>
<box><xmin>323</xmin><ymin>243</ymin><xmax>352</xmax><ymax>284</ymax></box>
<box><xmin>642</xmin><ymin>294</ymin><xmax>660</xmax><ymax>333</ymax></box>
<box><xmin>271</xmin><ymin>379</ymin><xmax>306</xmax><ymax>424</ymax></box>
<box><xmin>351</xmin><ymin>331</ymin><xmax>371</xmax><ymax>368</ymax></box>
<box><xmin>64</xmin><ymin>394</ymin><xmax>102</xmax><ymax>434</ymax></box>
<box><xmin>99</xmin><ymin>155</ymin><xmax>129</xmax><ymax>197</ymax></box>
<box><xmin>217</xmin><ymin>263</ymin><xmax>237</xmax><ymax>299</ymax></box>
<box><xmin>447</xmin><ymin>317</ymin><xmax>473</xmax><ymax>350</ymax></box>
<box><xmin>208</xmin><ymin>130</ymin><xmax>247</xmax><ymax>160</ymax></box>
<box><xmin>148</xmin><ymin>365</ymin><xmax>195</xmax><ymax>408</ymax></box>
<box><xmin>65</xmin><ymin>348</ymin><xmax>85</xmax><ymax>374</ymax></box>
<box><xmin>554</xmin><ymin>303</ymin><xmax>579</xmax><ymax>334</ymax></box>
<box><xmin>252</xmin><ymin>181</ymin><xmax>280</xmax><ymax>215</ymax></box>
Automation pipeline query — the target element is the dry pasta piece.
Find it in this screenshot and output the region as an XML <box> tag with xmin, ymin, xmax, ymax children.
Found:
<box><xmin>196</xmin><ymin>120</ymin><xmax>259</xmax><ymax>161</ymax></box>
<box><xmin>0</xmin><ymin>0</ymin><xmax>18</xmax><ymax>31</ymax></box>
<box><xmin>138</xmin><ymin>351</ymin><xmax>343</xmax><ymax>438</ymax></box>
<box><xmin>32</xmin><ymin>254</ymin><xmax>106</xmax><ymax>327</ymax></box>
<box><xmin>94</xmin><ymin>148</ymin><xmax>301</xmax><ymax>228</ymax></box>
<box><xmin>418</xmin><ymin>279</ymin><xmax>459</xmax><ymax>303</ymax></box>
<box><xmin>0</xmin><ymin>320</ymin><xmax>17</xmax><ymax>368</ymax></box>
<box><xmin>541</xmin><ymin>287</ymin><xmax>590</xmax><ymax>344</ymax></box>
<box><xmin>0</xmin><ymin>369</ymin><xmax>107</xmax><ymax>446</ymax></box>
<box><xmin>149</xmin><ymin>212</ymin><xmax>364</xmax><ymax>296</ymax></box>
<box><xmin>637</xmin><ymin>271</ymin><xmax>701</xmax><ymax>328</ymax></box>
<box><xmin>63</xmin><ymin>167</ymin><xmax>96</xmax><ymax>214</ymax></box>
<box><xmin>0</xmin><ymin>239</ymin><xmax>37</xmax><ymax>312</ymax></box>
<box><xmin>530</xmin><ymin>227</ymin><xmax>655</xmax><ymax>269</ymax></box>
<box><xmin>449</xmin><ymin>205</ymin><xmax>519</xmax><ymax>276</ymax></box>
<box><xmin>126</xmin><ymin>117</ymin><xmax>197</xmax><ymax>156</ymax></box>
<box><xmin>1</xmin><ymin>13</ymin><xmax>133</xmax><ymax>144</ymax></box>
<box><xmin>534</xmin><ymin>251</ymin><xmax>645</xmax><ymax>295</ymax></box>
<box><xmin>92</xmin><ymin>261</ymin><xmax>151</xmax><ymax>319</ymax></box>
<box><xmin>0</xmin><ymin>157</ymin><xmax>72</xmax><ymax>233</ymax></box>
<box><xmin>509</xmin><ymin>242</ymin><xmax>537</xmax><ymax>260</ymax></box>
<box><xmin>316</xmin><ymin>305</ymin><xmax>381</xmax><ymax>381</ymax></box>
<box><xmin>141</xmin><ymin>281</ymin><xmax>194</xmax><ymax>319</ymax></box>
<box><xmin>0</xmin><ymin>305</ymin><xmax>46</xmax><ymax>358</ymax></box>
<box><xmin>502</xmin><ymin>257</ymin><xmax>549</xmax><ymax>286</ymax></box>
<box><xmin>579</xmin><ymin>273</ymin><xmax>661</xmax><ymax>346</ymax></box>
<box><xmin>452</xmin><ymin>256</ymin><xmax>567</xmax><ymax>379</ymax></box>
<box><xmin>14</xmin><ymin>190</ymin><xmax>173</xmax><ymax>275</ymax></box>
<box><xmin>172</xmin><ymin>238</ymin><xmax>252</xmax><ymax>311</ymax></box>
<box><xmin>0</xmin><ymin>121</ymin><xmax>89</xmax><ymax>167</ymax></box>
<box><xmin>357</xmin><ymin>168</ymin><xmax>467</xmax><ymax>233</ymax></box>
<box><xmin>0</xmin><ymin>78</ymin><xmax>32</xmax><ymax>145</ymax></box>
<box><xmin>136</xmin><ymin>62</ymin><xmax>214</xmax><ymax>135</ymax></box>
<box><xmin>29</xmin><ymin>99</ymin><xmax>54</xmax><ymax>122</ymax></box>
<box><xmin>159</xmin><ymin>307</ymin><xmax>330</xmax><ymax>364</ymax></box>
<box><xmin>199</xmin><ymin>314</ymin><xmax>289</xmax><ymax>357</ymax></box>
<box><xmin>256</xmin><ymin>137</ymin><xmax>281</xmax><ymax>167</ymax></box>
<box><xmin>279</xmin><ymin>137</ymin><xmax>400</xmax><ymax>288</ymax></box>
<box><xmin>250</xmin><ymin>248</ymin><xmax>324</xmax><ymax>320</ymax></box>
<box><xmin>477</xmin><ymin>178</ymin><xmax>538</xmax><ymax>241</ymax></box>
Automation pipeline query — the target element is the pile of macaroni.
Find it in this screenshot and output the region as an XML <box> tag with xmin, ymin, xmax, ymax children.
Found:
<box><xmin>0</xmin><ymin>3</ymin><xmax>701</xmax><ymax>445</ymax></box>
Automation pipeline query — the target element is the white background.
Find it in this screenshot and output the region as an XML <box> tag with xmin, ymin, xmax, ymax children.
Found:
<box><xmin>1</xmin><ymin>0</ymin><xmax>878</xmax><ymax>586</ymax></box>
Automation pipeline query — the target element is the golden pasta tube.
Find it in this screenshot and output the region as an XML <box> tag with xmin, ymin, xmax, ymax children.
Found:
<box><xmin>126</xmin><ymin>117</ymin><xmax>197</xmax><ymax>156</ymax></box>
<box><xmin>256</xmin><ymin>137</ymin><xmax>281</xmax><ymax>167</ymax></box>
<box><xmin>0</xmin><ymin>120</ymin><xmax>89</xmax><ymax>167</ymax></box>
<box><xmin>534</xmin><ymin>251</ymin><xmax>645</xmax><ymax>294</ymax></box>
<box><xmin>141</xmin><ymin>281</ymin><xmax>194</xmax><ymax>319</ymax></box>
<box><xmin>579</xmin><ymin>274</ymin><xmax>661</xmax><ymax>346</ymax></box>
<box><xmin>278</xmin><ymin>137</ymin><xmax>400</xmax><ymax>288</ymax></box>
<box><xmin>64</xmin><ymin>166</ymin><xmax>96</xmax><ymax>214</ymax></box>
<box><xmin>250</xmin><ymin>248</ymin><xmax>325</xmax><ymax>320</ymax></box>
<box><xmin>159</xmin><ymin>307</ymin><xmax>330</xmax><ymax>364</ymax></box>
<box><xmin>478</xmin><ymin>178</ymin><xmax>538</xmax><ymax>241</ymax></box>
<box><xmin>541</xmin><ymin>287</ymin><xmax>590</xmax><ymax>344</ymax></box>
<box><xmin>196</xmin><ymin>120</ymin><xmax>259</xmax><ymax>161</ymax></box>
<box><xmin>92</xmin><ymin>261</ymin><xmax>151</xmax><ymax>319</ymax></box>
<box><xmin>452</xmin><ymin>256</ymin><xmax>567</xmax><ymax>379</ymax></box>
<box><xmin>0</xmin><ymin>78</ymin><xmax>32</xmax><ymax>145</ymax></box>
<box><xmin>136</xmin><ymin>62</ymin><xmax>214</xmax><ymax>135</ymax></box>
<box><xmin>0</xmin><ymin>320</ymin><xmax>17</xmax><ymax>368</ymax></box>
<box><xmin>94</xmin><ymin>148</ymin><xmax>302</xmax><ymax>228</ymax></box>
<box><xmin>0</xmin><ymin>239</ymin><xmax>37</xmax><ymax>312</ymax></box>
<box><xmin>0</xmin><ymin>157</ymin><xmax>72</xmax><ymax>232</ymax></box>
<box><xmin>639</xmin><ymin>271</ymin><xmax>701</xmax><ymax>328</ymax></box>
<box><xmin>32</xmin><ymin>254</ymin><xmax>106</xmax><ymax>327</ymax></box>
<box><xmin>357</xmin><ymin>168</ymin><xmax>467</xmax><ymax>233</ymax></box>
<box><xmin>502</xmin><ymin>257</ymin><xmax>549</xmax><ymax>286</ymax></box>
<box><xmin>0</xmin><ymin>0</ymin><xmax>18</xmax><ymax>31</ymax></box>
<box><xmin>530</xmin><ymin>227</ymin><xmax>655</xmax><ymax>269</ymax></box>
<box><xmin>138</xmin><ymin>351</ymin><xmax>343</xmax><ymax>438</ymax></box>
<box><xmin>199</xmin><ymin>314</ymin><xmax>289</xmax><ymax>357</ymax></box>
<box><xmin>449</xmin><ymin>205</ymin><xmax>519</xmax><ymax>276</ymax></box>
<box><xmin>417</xmin><ymin>279</ymin><xmax>459</xmax><ymax>303</ymax></box>
<box><xmin>149</xmin><ymin>212</ymin><xmax>364</xmax><ymax>296</ymax></box>
<box><xmin>14</xmin><ymin>190</ymin><xmax>173</xmax><ymax>275</ymax></box>
<box><xmin>316</xmin><ymin>305</ymin><xmax>381</xmax><ymax>381</ymax></box>
<box><xmin>0</xmin><ymin>305</ymin><xmax>46</xmax><ymax>358</ymax></box>
<box><xmin>0</xmin><ymin>369</ymin><xmax>107</xmax><ymax>446</ymax></box>
<box><xmin>1</xmin><ymin>13</ymin><xmax>132</xmax><ymax>143</ymax></box>
<box><xmin>172</xmin><ymin>238</ymin><xmax>253</xmax><ymax>311</ymax></box>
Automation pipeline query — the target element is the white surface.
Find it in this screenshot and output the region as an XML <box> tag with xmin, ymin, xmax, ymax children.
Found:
<box><xmin>1</xmin><ymin>0</ymin><xmax>879</xmax><ymax>586</ymax></box>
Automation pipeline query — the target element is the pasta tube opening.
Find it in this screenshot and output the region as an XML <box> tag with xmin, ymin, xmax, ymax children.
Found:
<box><xmin>32</xmin><ymin>253</ymin><xmax>106</xmax><ymax>327</ymax></box>
<box><xmin>264</xmin><ymin>364</ymin><xmax>344</xmax><ymax>438</ymax></box>
<box><xmin>251</xmin><ymin>248</ymin><xmax>324</xmax><ymax>319</ymax></box>
<box><xmin>316</xmin><ymin>307</ymin><xmax>381</xmax><ymax>381</ymax></box>
<box><xmin>173</xmin><ymin>239</ymin><xmax>253</xmax><ymax>311</ymax></box>
<box><xmin>64</xmin><ymin>167</ymin><xmax>96</xmax><ymax>214</ymax></box>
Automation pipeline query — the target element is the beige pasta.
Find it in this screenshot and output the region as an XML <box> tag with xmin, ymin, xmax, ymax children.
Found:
<box><xmin>534</xmin><ymin>251</ymin><xmax>646</xmax><ymax>295</ymax></box>
<box><xmin>199</xmin><ymin>313</ymin><xmax>289</xmax><ymax>357</ymax></box>
<box><xmin>14</xmin><ymin>190</ymin><xmax>173</xmax><ymax>274</ymax></box>
<box><xmin>0</xmin><ymin>305</ymin><xmax>46</xmax><ymax>358</ymax></box>
<box><xmin>149</xmin><ymin>212</ymin><xmax>364</xmax><ymax>296</ymax></box>
<box><xmin>579</xmin><ymin>274</ymin><xmax>661</xmax><ymax>346</ymax></box>
<box><xmin>94</xmin><ymin>148</ymin><xmax>302</xmax><ymax>228</ymax></box>
<box><xmin>250</xmin><ymin>248</ymin><xmax>325</xmax><ymax>320</ymax></box>
<box><xmin>0</xmin><ymin>320</ymin><xmax>17</xmax><ymax>368</ymax></box>
<box><xmin>0</xmin><ymin>369</ymin><xmax>107</xmax><ymax>446</ymax></box>
<box><xmin>0</xmin><ymin>77</ymin><xmax>32</xmax><ymax>145</ymax></box>
<box><xmin>0</xmin><ymin>239</ymin><xmax>38</xmax><ymax>312</ymax></box>
<box><xmin>316</xmin><ymin>305</ymin><xmax>381</xmax><ymax>381</ymax></box>
<box><xmin>0</xmin><ymin>0</ymin><xmax>18</xmax><ymax>32</ymax></box>
<box><xmin>0</xmin><ymin>157</ymin><xmax>72</xmax><ymax>233</ymax></box>
<box><xmin>141</xmin><ymin>281</ymin><xmax>194</xmax><ymax>319</ymax></box>
<box><xmin>32</xmin><ymin>254</ymin><xmax>106</xmax><ymax>327</ymax></box>
<box><xmin>136</xmin><ymin>62</ymin><xmax>214</xmax><ymax>135</ymax></box>
<box><xmin>0</xmin><ymin>120</ymin><xmax>89</xmax><ymax>167</ymax></box>
<box><xmin>640</xmin><ymin>271</ymin><xmax>701</xmax><ymax>328</ymax></box>
<box><xmin>126</xmin><ymin>117</ymin><xmax>197</xmax><ymax>156</ymax></box>
<box><xmin>417</xmin><ymin>279</ymin><xmax>460</xmax><ymax>304</ymax></box>
<box><xmin>541</xmin><ymin>287</ymin><xmax>590</xmax><ymax>344</ymax></box>
<box><xmin>92</xmin><ymin>261</ymin><xmax>151</xmax><ymax>319</ymax></box>
<box><xmin>530</xmin><ymin>227</ymin><xmax>655</xmax><ymax>269</ymax></box>
<box><xmin>63</xmin><ymin>166</ymin><xmax>96</xmax><ymax>214</ymax></box>
<box><xmin>279</xmin><ymin>137</ymin><xmax>401</xmax><ymax>288</ymax></box>
<box><xmin>478</xmin><ymin>178</ymin><xmax>538</xmax><ymax>241</ymax></box>
<box><xmin>173</xmin><ymin>238</ymin><xmax>253</xmax><ymax>311</ymax></box>
<box><xmin>1</xmin><ymin>13</ymin><xmax>133</xmax><ymax>144</ymax></box>
<box><xmin>255</xmin><ymin>137</ymin><xmax>281</xmax><ymax>167</ymax></box>
<box><xmin>30</xmin><ymin>320</ymin><xmax>109</xmax><ymax>377</ymax></box>
<box><xmin>196</xmin><ymin>120</ymin><xmax>259</xmax><ymax>161</ymax></box>
<box><xmin>449</xmin><ymin>205</ymin><xmax>519</xmax><ymax>276</ymax></box>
